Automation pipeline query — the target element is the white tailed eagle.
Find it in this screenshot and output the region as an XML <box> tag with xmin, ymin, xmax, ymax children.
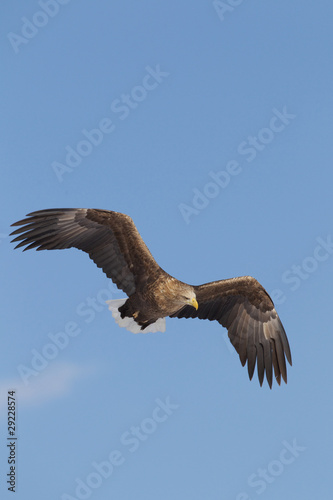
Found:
<box><xmin>10</xmin><ymin>208</ymin><xmax>292</xmax><ymax>388</ymax></box>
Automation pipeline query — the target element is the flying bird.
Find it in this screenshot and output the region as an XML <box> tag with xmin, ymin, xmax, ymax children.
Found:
<box><xmin>10</xmin><ymin>208</ymin><xmax>292</xmax><ymax>388</ymax></box>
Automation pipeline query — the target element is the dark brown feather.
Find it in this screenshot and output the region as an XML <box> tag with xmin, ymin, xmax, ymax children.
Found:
<box><xmin>170</xmin><ymin>276</ymin><xmax>292</xmax><ymax>388</ymax></box>
<box><xmin>10</xmin><ymin>208</ymin><xmax>160</xmax><ymax>296</ymax></box>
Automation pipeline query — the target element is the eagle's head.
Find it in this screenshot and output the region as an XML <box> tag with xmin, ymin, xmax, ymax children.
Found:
<box><xmin>161</xmin><ymin>279</ymin><xmax>198</xmax><ymax>313</ymax></box>
<box><xmin>181</xmin><ymin>290</ymin><xmax>198</xmax><ymax>310</ymax></box>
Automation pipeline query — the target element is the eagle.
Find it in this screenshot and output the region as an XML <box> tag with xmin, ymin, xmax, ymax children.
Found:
<box><xmin>10</xmin><ymin>208</ymin><xmax>292</xmax><ymax>388</ymax></box>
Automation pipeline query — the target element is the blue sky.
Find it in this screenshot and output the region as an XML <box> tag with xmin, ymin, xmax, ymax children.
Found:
<box><xmin>1</xmin><ymin>1</ymin><xmax>333</xmax><ymax>498</ymax></box>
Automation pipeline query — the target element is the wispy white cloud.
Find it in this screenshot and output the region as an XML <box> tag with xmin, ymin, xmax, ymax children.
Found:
<box><xmin>0</xmin><ymin>362</ymin><xmax>94</xmax><ymax>412</ymax></box>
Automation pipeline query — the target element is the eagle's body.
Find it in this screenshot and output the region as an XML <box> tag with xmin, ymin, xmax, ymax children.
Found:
<box><xmin>118</xmin><ymin>275</ymin><xmax>195</xmax><ymax>325</ymax></box>
<box><xmin>10</xmin><ymin>208</ymin><xmax>292</xmax><ymax>388</ymax></box>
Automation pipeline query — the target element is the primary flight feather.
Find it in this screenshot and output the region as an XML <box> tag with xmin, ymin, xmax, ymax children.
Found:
<box><xmin>10</xmin><ymin>208</ymin><xmax>292</xmax><ymax>388</ymax></box>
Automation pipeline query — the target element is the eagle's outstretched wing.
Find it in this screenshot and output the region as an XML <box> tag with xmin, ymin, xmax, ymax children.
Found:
<box><xmin>10</xmin><ymin>208</ymin><xmax>160</xmax><ymax>296</ymax></box>
<box><xmin>171</xmin><ymin>276</ymin><xmax>292</xmax><ymax>388</ymax></box>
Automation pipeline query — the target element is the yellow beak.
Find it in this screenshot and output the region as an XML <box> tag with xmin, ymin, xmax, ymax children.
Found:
<box><xmin>190</xmin><ymin>297</ymin><xmax>199</xmax><ymax>310</ymax></box>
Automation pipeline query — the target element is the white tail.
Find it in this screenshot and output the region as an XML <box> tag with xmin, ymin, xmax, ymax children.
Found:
<box><xmin>106</xmin><ymin>299</ymin><xmax>166</xmax><ymax>334</ymax></box>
